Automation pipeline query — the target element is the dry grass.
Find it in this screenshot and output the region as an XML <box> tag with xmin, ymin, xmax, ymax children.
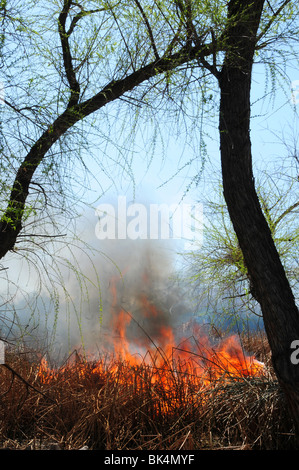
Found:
<box><xmin>0</xmin><ymin>332</ymin><xmax>297</xmax><ymax>451</ymax></box>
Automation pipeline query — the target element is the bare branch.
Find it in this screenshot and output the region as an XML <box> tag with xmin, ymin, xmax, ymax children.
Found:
<box><xmin>274</xmin><ymin>201</ymin><xmax>299</xmax><ymax>229</ymax></box>
<box><xmin>0</xmin><ymin>36</ymin><xmax>216</xmax><ymax>259</ymax></box>
<box><xmin>133</xmin><ymin>0</ymin><xmax>160</xmax><ymax>61</ymax></box>
<box><xmin>66</xmin><ymin>6</ymin><xmax>104</xmax><ymax>37</ymax></box>
<box><xmin>58</xmin><ymin>0</ymin><xmax>81</xmax><ymax>108</ymax></box>
<box><xmin>256</xmin><ymin>0</ymin><xmax>293</xmax><ymax>45</ymax></box>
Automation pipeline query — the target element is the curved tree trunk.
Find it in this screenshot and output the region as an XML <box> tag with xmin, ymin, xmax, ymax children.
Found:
<box><xmin>0</xmin><ymin>39</ymin><xmax>214</xmax><ymax>260</ymax></box>
<box><xmin>218</xmin><ymin>0</ymin><xmax>299</xmax><ymax>436</ymax></box>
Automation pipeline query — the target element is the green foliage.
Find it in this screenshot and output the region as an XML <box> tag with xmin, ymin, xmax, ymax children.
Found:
<box><xmin>0</xmin><ymin>0</ymin><xmax>298</xmax><ymax>345</ymax></box>
<box><xmin>182</xmin><ymin>163</ymin><xmax>299</xmax><ymax>326</ymax></box>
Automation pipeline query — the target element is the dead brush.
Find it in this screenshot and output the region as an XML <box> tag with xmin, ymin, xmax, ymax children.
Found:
<box><xmin>199</xmin><ymin>375</ymin><xmax>294</xmax><ymax>449</ymax></box>
<box><xmin>0</xmin><ymin>333</ymin><xmax>298</xmax><ymax>450</ymax></box>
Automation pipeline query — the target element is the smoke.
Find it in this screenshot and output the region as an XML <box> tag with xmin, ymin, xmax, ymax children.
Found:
<box><xmin>100</xmin><ymin>239</ymin><xmax>190</xmax><ymax>348</ymax></box>
<box><xmin>38</xmin><ymin>234</ymin><xmax>194</xmax><ymax>362</ymax></box>
<box><xmin>85</xmin><ymin>239</ymin><xmax>191</xmax><ymax>353</ymax></box>
<box><xmin>0</xmin><ymin>203</ymin><xmax>198</xmax><ymax>363</ymax></box>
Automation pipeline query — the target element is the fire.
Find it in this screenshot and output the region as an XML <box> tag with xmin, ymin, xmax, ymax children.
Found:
<box><xmin>37</xmin><ymin>273</ymin><xmax>265</xmax><ymax>398</ymax></box>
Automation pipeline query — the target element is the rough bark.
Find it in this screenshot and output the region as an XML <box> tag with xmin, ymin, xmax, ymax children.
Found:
<box><xmin>218</xmin><ymin>0</ymin><xmax>299</xmax><ymax>436</ymax></box>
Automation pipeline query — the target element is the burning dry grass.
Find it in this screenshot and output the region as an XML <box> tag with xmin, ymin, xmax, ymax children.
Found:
<box><xmin>0</xmin><ymin>331</ymin><xmax>297</xmax><ymax>451</ymax></box>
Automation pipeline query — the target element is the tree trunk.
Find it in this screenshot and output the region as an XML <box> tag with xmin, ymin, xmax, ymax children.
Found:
<box><xmin>218</xmin><ymin>0</ymin><xmax>299</xmax><ymax>437</ymax></box>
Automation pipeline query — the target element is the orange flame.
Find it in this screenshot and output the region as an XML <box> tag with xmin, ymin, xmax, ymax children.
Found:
<box><xmin>37</xmin><ymin>273</ymin><xmax>265</xmax><ymax>393</ymax></box>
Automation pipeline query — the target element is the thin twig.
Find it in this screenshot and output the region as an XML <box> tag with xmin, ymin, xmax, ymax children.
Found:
<box><xmin>1</xmin><ymin>363</ymin><xmax>57</xmax><ymax>404</ymax></box>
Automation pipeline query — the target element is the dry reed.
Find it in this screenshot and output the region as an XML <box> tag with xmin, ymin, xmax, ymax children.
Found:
<box><xmin>0</xmin><ymin>332</ymin><xmax>297</xmax><ymax>450</ymax></box>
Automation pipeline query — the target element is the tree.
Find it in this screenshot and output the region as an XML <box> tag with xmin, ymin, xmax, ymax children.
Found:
<box><xmin>216</xmin><ymin>0</ymin><xmax>299</xmax><ymax>436</ymax></box>
<box><xmin>0</xmin><ymin>0</ymin><xmax>216</xmax><ymax>344</ymax></box>
<box><xmin>0</xmin><ymin>0</ymin><xmax>218</xmax><ymax>260</ymax></box>
<box><xmin>1</xmin><ymin>0</ymin><xmax>299</xmax><ymax>436</ymax></box>
<box><xmin>182</xmin><ymin>164</ymin><xmax>299</xmax><ymax>329</ymax></box>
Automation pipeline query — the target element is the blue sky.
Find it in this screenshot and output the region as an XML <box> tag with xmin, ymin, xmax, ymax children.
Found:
<box><xmin>1</xmin><ymin>21</ymin><xmax>298</xmax><ymax>351</ymax></box>
<box><xmin>80</xmin><ymin>58</ymin><xmax>299</xmax><ymax>204</ymax></box>
<box><xmin>78</xmin><ymin>59</ymin><xmax>299</xmax><ymax>260</ymax></box>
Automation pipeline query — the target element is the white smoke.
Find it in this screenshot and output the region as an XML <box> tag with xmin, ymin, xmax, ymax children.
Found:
<box><xmin>56</xmin><ymin>236</ymin><xmax>192</xmax><ymax>360</ymax></box>
<box><xmin>0</xmin><ymin>208</ymin><xmax>196</xmax><ymax>363</ymax></box>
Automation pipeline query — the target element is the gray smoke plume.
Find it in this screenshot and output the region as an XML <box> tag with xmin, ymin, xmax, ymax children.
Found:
<box><xmin>85</xmin><ymin>239</ymin><xmax>191</xmax><ymax>355</ymax></box>
<box><xmin>42</xmin><ymin>235</ymin><xmax>194</xmax><ymax>362</ymax></box>
<box><xmin>0</xmin><ymin>205</ymin><xmax>198</xmax><ymax>363</ymax></box>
